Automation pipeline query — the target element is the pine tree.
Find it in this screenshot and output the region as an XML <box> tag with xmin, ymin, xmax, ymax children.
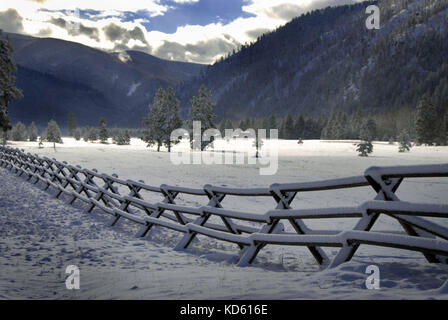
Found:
<box><xmin>364</xmin><ymin>118</ymin><xmax>377</xmax><ymax>141</ymax></box>
<box><xmin>98</xmin><ymin>118</ymin><xmax>109</xmax><ymax>144</ymax></box>
<box><xmin>28</xmin><ymin>122</ymin><xmax>38</xmax><ymax>142</ymax></box>
<box><xmin>83</xmin><ymin>128</ymin><xmax>89</xmax><ymax>142</ymax></box>
<box><xmin>0</xmin><ymin>30</ymin><xmax>23</xmax><ymax>145</ymax></box>
<box><xmin>87</xmin><ymin>127</ymin><xmax>97</xmax><ymax>142</ymax></box>
<box><xmin>398</xmin><ymin>130</ymin><xmax>412</xmax><ymax>152</ymax></box>
<box><xmin>10</xmin><ymin>121</ymin><xmax>27</xmax><ymax>141</ymax></box>
<box><xmin>45</xmin><ymin>119</ymin><xmax>63</xmax><ymax>151</ymax></box>
<box><xmin>74</xmin><ymin>128</ymin><xmax>81</xmax><ymax>141</ymax></box>
<box><xmin>143</xmin><ymin>87</ymin><xmax>182</xmax><ymax>152</ymax></box>
<box><xmin>143</xmin><ymin>88</ymin><xmax>166</xmax><ymax>151</ymax></box>
<box><xmin>113</xmin><ymin>129</ymin><xmax>131</xmax><ymax>145</ymax></box>
<box><xmin>281</xmin><ymin>114</ymin><xmax>294</xmax><ymax>139</ymax></box>
<box><xmin>321</xmin><ymin>113</ymin><xmax>336</xmax><ymax>139</ymax></box>
<box><xmin>162</xmin><ymin>87</ymin><xmax>183</xmax><ymax>152</ymax></box>
<box><xmin>294</xmin><ymin>115</ymin><xmax>305</xmax><ymax>139</ymax></box>
<box><xmin>415</xmin><ymin>94</ymin><xmax>438</xmax><ymax>145</ymax></box>
<box><xmin>188</xmin><ymin>84</ymin><xmax>216</xmax><ymax>151</ymax></box>
<box><xmin>356</xmin><ymin>139</ymin><xmax>373</xmax><ymax>157</ymax></box>
<box><xmin>356</xmin><ymin>120</ymin><xmax>374</xmax><ymax>157</ymax></box>
<box><xmin>67</xmin><ymin>112</ymin><xmax>77</xmax><ymax>136</ymax></box>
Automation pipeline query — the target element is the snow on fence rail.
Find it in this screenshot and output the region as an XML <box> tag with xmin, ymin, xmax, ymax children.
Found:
<box><xmin>1</xmin><ymin>145</ymin><xmax>448</xmax><ymax>268</ymax></box>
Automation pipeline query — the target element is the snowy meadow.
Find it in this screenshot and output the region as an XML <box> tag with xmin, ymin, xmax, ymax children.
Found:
<box><xmin>1</xmin><ymin>138</ymin><xmax>448</xmax><ymax>299</ymax></box>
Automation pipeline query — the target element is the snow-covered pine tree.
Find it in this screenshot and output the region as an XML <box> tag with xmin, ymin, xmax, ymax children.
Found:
<box><xmin>143</xmin><ymin>87</ymin><xmax>166</xmax><ymax>151</ymax></box>
<box><xmin>98</xmin><ymin>118</ymin><xmax>109</xmax><ymax>144</ymax></box>
<box><xmin>74</xmin><ymin>128</ymin><xmax>81</xmax><ymax>141</ymax></box>
<box><xmin>188</xmin><ymin>85</ymin><xmax>216</xmax><ymax>151</ymax></box>
<box><xmin>143</xmin><ymin>87</ymin><xmax>182</xmax><ymax>152</ymax></box>
<box><xmin>162</xmin><ymin>87</ymin><xmax>183</xmax><ymax>152</ymax></box>
<box><xmin>83</xmin><ymin>127</ymin><xmax>90</xmax><ymax>142</ymax></box>
<box><xmin>415</xmin><ymin>94</ymin><xmax>438</xmax><ymax>145</ymax></box>
<box><xmin>10</xmin><ymin>121</ymin><xmax>27</xmax><ymax>141</ymax></box>
<box><xmin>67</xmin><ymin>112</ymin><xmax>77</xmax><ymax>136</ymax></box>
<box><xmin>87</xmin><ymin>127</ymin><xmax>98</xmax><ymax>142</ymax></box>
<box><xmin>144</xmin><ymin>88</ymin><xmax>167</xmax><ymax>152</ymax></box>
<box><xmin>0</xmin><ymin>30</ymin><xmax>23</xmax><ymax>145</ymax></box>
<box><xmin>28</xmin><ymin>122</ymin><xmax>38</xmax><ymax>142</ymax></box>
<box><xmin>356</xmin><ymin>139</ymin><xmax>373</xmax><ymax>157</ymax></box>
<box><xmin>113</xmin><ymin>129</ymin><xmax>131</xmax><ymax>145</ymax></box>
<box><xmin>356</xmin><ymin>119</ymin><xmax>374</xmax><ymax>157</ymax></box>
<box><xmin>398</xmin><ymin>130</ymin><xmax>412</xmax><ymax>152</ymax></box>
<box><xmin>45</xmin><ymin>119</ymin><xmax>63</xmax><ymax>151</ymax></box>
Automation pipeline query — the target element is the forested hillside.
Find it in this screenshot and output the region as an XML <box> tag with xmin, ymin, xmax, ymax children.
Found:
<box><xmin>7</xmin><ymin>33</ymin><xmax>205</xmax><ymax>128</ymax></box>
<box><xmin>180</xmin><ymin>0</ymin><xmax>448</xmax><ymax>121</ymax></box>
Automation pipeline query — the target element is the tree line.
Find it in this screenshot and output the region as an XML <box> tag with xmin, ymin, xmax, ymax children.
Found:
<box><xmin>4</xmin><ymin>84</ymin><xmax>447</xmax><ymax>155</ymax></box>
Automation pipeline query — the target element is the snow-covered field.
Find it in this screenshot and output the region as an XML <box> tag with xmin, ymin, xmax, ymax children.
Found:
<box><xmin>1</xmin><ymin>138</ymin><xmax>448</xmax><ymax>299</ymax></box>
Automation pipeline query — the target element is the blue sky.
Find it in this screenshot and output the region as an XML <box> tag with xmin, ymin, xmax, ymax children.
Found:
<box><xmin>0</xmin><ymin>0</ymin><xmax>365</xmax><ymax>64</ymax></box>
<box><xmin>146</xmin><ymin>0</ymin><xmax>255</xmax><ymax>33</ymax></box>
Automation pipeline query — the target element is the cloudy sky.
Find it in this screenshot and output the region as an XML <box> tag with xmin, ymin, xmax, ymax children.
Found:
<box><xmin>0</xmin><ymin>0</ymin><xmax>364</xmax><ymax>64</ymax></box>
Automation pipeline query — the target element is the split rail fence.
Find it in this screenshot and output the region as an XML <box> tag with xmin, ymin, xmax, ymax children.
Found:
<box><xmin>1</xmin><ymin>145</ymin><xmax>448</xmax><ymax>268</ymax></box>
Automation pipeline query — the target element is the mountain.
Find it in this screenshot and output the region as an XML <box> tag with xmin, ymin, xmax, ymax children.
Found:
<box><xmin>7</xmin><ymin>0</ymin><xmax>448</xmax><ymax>128</ymax></box>
<box><xmin>179</xmin><ymin>0</ymin><xmax>448</xmax><ymax>120</ymax></box>
<box><xmin>7</xmin><ymin>33</ymin><xmax>205</xmax><ymax>128</ymax></box>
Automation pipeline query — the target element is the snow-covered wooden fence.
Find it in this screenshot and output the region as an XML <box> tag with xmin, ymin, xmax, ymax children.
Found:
<box><xmin>1</xmin><ymin>145</ymin><xmax>448</xmax><ymax>268</ymax></box>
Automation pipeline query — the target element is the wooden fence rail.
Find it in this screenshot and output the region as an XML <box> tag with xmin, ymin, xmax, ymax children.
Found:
<box><xmin>1</xmin><ymin>145</ymin><xmax>448</xmax><ymax>269</ymax></box>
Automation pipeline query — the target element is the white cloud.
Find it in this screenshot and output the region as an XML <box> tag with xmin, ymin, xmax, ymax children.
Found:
<box><xmin>243</xmin><ymin>0</ymin><xmax>363</xmax><ymax>19</ymax></box>
<box><xmin>4</xmin><ymin>0</ymin><xmax>167</xmax><ymax>15</ymax></box>
<box><xmin>170</xmin><ymin>0</ymin><xmax>200</xmax><ymax>3</ymax></box>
